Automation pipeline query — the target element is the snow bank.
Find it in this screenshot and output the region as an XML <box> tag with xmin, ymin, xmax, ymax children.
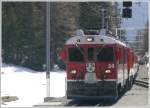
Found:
<box><xmin>1</xmin><ymin>63</ymin><xmax>66</xmax><ymax>107</ymax></box>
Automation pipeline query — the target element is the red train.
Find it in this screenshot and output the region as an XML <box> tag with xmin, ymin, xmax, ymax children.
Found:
<box><xmin>60</xmin><ymin>29</ymin><xmax>139</xmax><ymax>99</ymax></box>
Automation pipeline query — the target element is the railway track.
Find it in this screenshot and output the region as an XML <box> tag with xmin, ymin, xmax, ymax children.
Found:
<box><xmin>65</xmin><ymin>99</ymin><xmax>117</xmax><ymax>106</ymax></box>
<box><xmin>134</xmin><ymin>80</ymin><xmax>149</xmax><ymax>88</ymax></box>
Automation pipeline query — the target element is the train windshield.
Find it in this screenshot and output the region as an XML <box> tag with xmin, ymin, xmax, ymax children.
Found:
<box><xmin>97</xmin><ymin>47</ymin><xmax>114</xmax><ymax>62</ymax></box>
<box><xmin>68</xmin><ymin>47</ymin><xmax>84</xmax><ymax>62</ymax></box>
<box><xmin>88</xmin><ymin>48</ymin><xmax>94</xmax><ymax>61</ymax></box>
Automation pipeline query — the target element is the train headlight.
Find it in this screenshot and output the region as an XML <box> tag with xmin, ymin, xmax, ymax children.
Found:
<box><xmin>86</xmin><ymin>37</ymin><xmax>94</xmax><ymax>42</ymax></box>
<box><xmin>105</xmin><ymin>70</ymin><xmax>111</xmax><ymax>73</ymax></box>
<box><xmin>70</xmin><ymin>70</ymin><xmax>77</xmax><ymax>74</ymax></box>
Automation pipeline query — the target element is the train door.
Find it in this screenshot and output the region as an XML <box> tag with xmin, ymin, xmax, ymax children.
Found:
<box><xmin>117</xmin><ymin>46</ymin><xmax>125</xmax><ymax>87</ymax></box>
<box><xmin>127</xmin><ymin>49</ymin><xmax>133</xmax><ymax>79</ymax></box>
<box><xmin>122</xmin><ymin>48</ymin><xmax>124</xmax><ymax>86</ymax></box>
<box><xmin>123</xmin><ymin>48</ymin><xmax>128</xmax><ymax>86</ymax></box>
<box><xmin>84</xmin><ymin>47</ymin><xmax>97</xmax><ymax>83</ymax></box>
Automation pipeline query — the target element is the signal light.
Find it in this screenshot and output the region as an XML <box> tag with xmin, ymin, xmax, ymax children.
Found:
<box><xmin>122</xmin><ymin>8</ymin><xmax>132</xmax><ymax>18</ymax></box>
<box><xmin>123</xmin><ymin>1</ymin><xmax>132</xmax><ymax>7</ymax></box>
<box><xmin>122</xmin><ymin>1</ymin><xmax>132</xmax><ymax>18</ymax></box>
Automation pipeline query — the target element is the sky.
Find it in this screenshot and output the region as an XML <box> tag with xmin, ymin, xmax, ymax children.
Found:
<box><xmin>119</xmin><ymin>1</ymin><xmax>148</xmax><ymax>40</ymax></box>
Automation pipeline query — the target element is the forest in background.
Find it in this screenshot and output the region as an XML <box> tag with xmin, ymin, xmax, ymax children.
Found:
<box><xmin>2</xmin><ymin>2</ymin><xmax>121</xmax><ymax>71</ymax></box>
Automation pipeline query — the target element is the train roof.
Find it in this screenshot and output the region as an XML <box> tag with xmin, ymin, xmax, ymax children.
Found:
<box><xmin>65</xmin><ymin>35</ymin><xmax>127</xmax><ymax>47</ymax></box>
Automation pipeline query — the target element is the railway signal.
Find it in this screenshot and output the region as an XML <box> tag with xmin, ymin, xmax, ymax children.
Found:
<box><xmin>122</xmin><ymin>1</ymin><xmax>132</xmax><ymax>18</ymax></box>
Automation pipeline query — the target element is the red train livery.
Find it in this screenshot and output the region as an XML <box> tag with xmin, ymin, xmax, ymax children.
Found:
<box><xmin>60</xmin><ymin>30</ymin><xmax>139</xmax><ymax>99</ymax></box>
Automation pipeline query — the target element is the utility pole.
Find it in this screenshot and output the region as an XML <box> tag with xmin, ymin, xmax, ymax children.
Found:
<box><xmin>101</xmin><ymin>8</ymin><xmax>105</xmax><ymax>29</ymax></box>
<box><xmin>46</xmin><ymin>2</ymin><xmax>51</xmax><ymax>97</ymax></box>
<box><xmin>148</xmin><ymin>2</ymin><xmax>150</xmax><ymax>106</ymax></box>
<box><xmin>100</xmin><ymin>8</ymin><xmax>107</xmax><ymax>36</ymax></box>
<box><xmin>115</xmin><ymin>2</ymin><xmax>118</xmax><ymax>36</ymax></box>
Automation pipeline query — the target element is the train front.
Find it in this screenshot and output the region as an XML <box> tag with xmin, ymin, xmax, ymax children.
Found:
<box><xmin>60</xmin><ymin>34</ymin><xmax>118</xmax><ymax>99</ymax></box>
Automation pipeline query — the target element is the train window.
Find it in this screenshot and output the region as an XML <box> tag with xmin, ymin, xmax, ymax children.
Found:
<box><xmin>97</xmin><ymin>47</ymin><xmax>114</xmax><ymax>62</ymax></box>
<box><xmin>88</xmin><ymin>48</ymin><xmax>94</xmax><ymax>61</ymax></box>
<box><xmin>124</xmin><ymin>49</ymin><xmax>127</xmax><ymax>63</ymax></box>
<box><xmin>68</xmin><ymin>48</ymin><xmax>84</xmax><ymax>62</ymax></box>
<box><xmin>119</xmin><ymin>48</ymin><xmax>123</xmax><ymax>64</ymax></box>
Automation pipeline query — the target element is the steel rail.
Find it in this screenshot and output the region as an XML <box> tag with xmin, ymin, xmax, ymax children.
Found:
<box><xmin>134</xmin><ymin>80</ymin><xmax>149</xmax><ymax>88</ymax></box>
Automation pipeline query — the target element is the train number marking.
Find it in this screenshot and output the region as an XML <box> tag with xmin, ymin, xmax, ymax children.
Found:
<box><xmin>108</xmin><ymin>64</ymin><xmax>114</xmax><ymax>68</ymax></box>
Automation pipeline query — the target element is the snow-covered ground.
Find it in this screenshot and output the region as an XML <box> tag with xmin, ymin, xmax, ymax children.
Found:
<box><xmin>1</xmin><ymin>63</ymin><xmax>66</xmax><ymax>107</ymax></box>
